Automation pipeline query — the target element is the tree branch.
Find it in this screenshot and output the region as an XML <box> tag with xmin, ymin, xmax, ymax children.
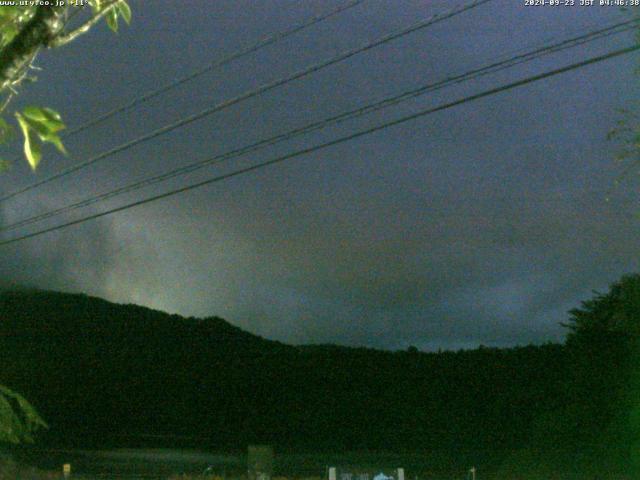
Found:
<box><xmin>49</xmin><ymin>0</ymin><xmax>122</xmax><ymax>48</ymax></box>
<box><xmin>0</xmin><ymin>6</ymin><xmax>65</xmax><ymax>92</ymax></box>
<box><xmin>0</xmin><ymin>93</ymin><xmax>15</xmax><ymax>115</ymax></box>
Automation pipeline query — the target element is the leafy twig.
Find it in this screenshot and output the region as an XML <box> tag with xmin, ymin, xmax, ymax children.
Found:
<box><xmin>49</xmin><ymin>0</ymin><xmax>124</xmax><ymax>47</ymax></box>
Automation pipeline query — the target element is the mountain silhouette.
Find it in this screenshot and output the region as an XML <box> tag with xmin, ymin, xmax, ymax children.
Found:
<box><xmin>0</xmin><ymin>289</ymin><xmax>566</xmax><ymax>455</ymax></box>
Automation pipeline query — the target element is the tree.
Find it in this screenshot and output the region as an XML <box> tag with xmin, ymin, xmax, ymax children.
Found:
<box><xmin>0</xmin><ymin>0</ymin><xmax>131</xmax><ymax>445</ymax></box>
<box><xmin>0</xmin><ymin>386</ymin><xmax>46</xmax><ymax>444</ymax></box>
<box><xmin>562</xmin><ymin>274</ymin><xmax>640</xmax><ymax>474</ymax></box>
<box><xmin>564</xmin><ymin>273</ymin><xmax>640</xmax><ymax>341</ymax></box>
<box><xmin>0</xmin><ymin>0</ymin><xmax>131</xmax><ymax>171</ymax></box>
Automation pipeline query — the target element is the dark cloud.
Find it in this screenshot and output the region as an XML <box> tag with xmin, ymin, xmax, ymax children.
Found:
<box><xmin>0</xmin><ymin>203</ymin><xmax>116</xmax><ymax>294</ymax></box>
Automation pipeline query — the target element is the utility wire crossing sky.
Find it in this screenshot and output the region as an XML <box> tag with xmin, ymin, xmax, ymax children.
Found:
<box><xmin>1</xmin><ymin>16</ymin><xmax>637</xmax><ymax>236</ymax></box>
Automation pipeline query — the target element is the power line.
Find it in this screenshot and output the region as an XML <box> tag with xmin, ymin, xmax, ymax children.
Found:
<box><xmin>0</xmin><ymin>0</ymin><xmax>493</xmax><ymax>204</ymax></box>
<box><xmin>0</xmin><ymin>0</ymin><xmax>365</xmax><ymax>195</ymax></box>
<box><xmin>2</xmin><ymin>17</ymin><xmax>636</xmax><ymax>233</ymax></box>
<box><xmin>63</xmin><ymin>0</ymin><xmax>367</xmax><ymax>138</ymax></box>
<box><xmin>2</xmin><ymin>43</ymin><xmax>637</xmax><ymax>247</ymax></box>
<box><xmin>3</xmin><ymin>20</ymin><xmax>636</xmax><ymax>232</ymax></box>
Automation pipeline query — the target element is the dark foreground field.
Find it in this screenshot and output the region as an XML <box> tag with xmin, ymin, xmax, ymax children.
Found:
<box><xmin>6</xmin><ymin>448</ymin><xmax>512</xmax><ymax>480</ymax></box>
<box><xmin>8</xmin><ymin>447</ymin><xmax>633</xmax><ymax>480</ymax></box>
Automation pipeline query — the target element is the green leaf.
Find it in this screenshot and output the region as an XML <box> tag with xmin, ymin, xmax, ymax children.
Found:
<box><xmin>89</xmin><ymin>0</ymin><xmax>102</xmax><ymax>15</ymax></box>
<box><xmin>0</xmin><ymin>385</ymin><xmax>47</xmax><ymax>444</ymax></box>
<box><xmin>22</xmin><ymin>106</ymin><xmax>64</xmax><ymax>133</ymax></box>
<box><xmin>41</xmin><ymin>132</ymin><xmax>67</xmax><ymax>155</ymax></box>
<box><xmin>22</xmin><ymin>117</ymin><xmax>49</xmax><ymax>139</ymax></box>
<box><xmin>22</xmin><ymin>106</ymin><xmax>48</xmax><ymax>122</ymax></box>
<box><xmin>0</xmin><ymin>6</ymin><xmax>21</xmax><ymax>19</ymax></box>
<box><xmin>106</xmin><ymin>8</ymin><xmax>119</xmax><ymax>32</ymax></box>
<box><xmin>0</xmin><ymin>8</ymin><xmax>36</xmax><ymax>47</ymax></box>
<box><xmin>41</xmin><ymin>107</ymin><xmax>62</xmax><ymax>122</ymax></box>
<box><xmin>1</xmin><ymin>24</ymin><xmax>19</xmax><ymax>46</ymax></box>
<box><xmin>118</xmin><ymin>1</ymin><xmax>132</xmax><ymax>24</ymax></box>
<box><xmin>0</xmin><ymin>395</ymin><xmax>21</xmax><ymax>443</ymax></box>
<box><xmin>15</xmin><ymin>108</ymin><xmax>67</xmax><ymax>166</ymax></box>
<box><xmin>15</xmin><ymin>113</ymin><xmax>41</xmax><ymax>171</ymax></box>
<box><xmin>15</xmin><ymin>107</ymin><xmax>67</xmax><ymax>167</ymax></box>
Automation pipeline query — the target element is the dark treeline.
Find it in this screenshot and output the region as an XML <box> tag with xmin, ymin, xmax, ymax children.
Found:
<box><xmin>1</xmin><ymin>275</ymin><xmax>639</xmax><ymax>478</ymax></box>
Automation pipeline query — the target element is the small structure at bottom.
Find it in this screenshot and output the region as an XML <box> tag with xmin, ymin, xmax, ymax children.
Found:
<box><xmin>328</xmin><ymin>466</ymin><xmax>405</xmax><ymax>480</ymax></box>
<box><xmin>248</xmin><ymin>445</ymin><xmax>274</xmax><ymax>480</ymax></box>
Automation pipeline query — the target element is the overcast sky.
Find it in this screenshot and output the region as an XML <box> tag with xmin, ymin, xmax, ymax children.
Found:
<box><xmin>1</xmin><ymin>0</ymin><xmax>639</xmax><ymax>351</ymax></box>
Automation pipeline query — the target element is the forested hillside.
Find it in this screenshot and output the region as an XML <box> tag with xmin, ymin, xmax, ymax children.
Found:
<box><xmin>0</xmin><ymin>289</ymin><xmax>566</xmax><ymax>454</ymax></box>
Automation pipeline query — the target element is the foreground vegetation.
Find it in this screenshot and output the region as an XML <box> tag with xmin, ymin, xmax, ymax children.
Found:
<box><xmin>2</xmin><ymin>274</ymin><xmax>640</xmax><ymax>478</ymax></box>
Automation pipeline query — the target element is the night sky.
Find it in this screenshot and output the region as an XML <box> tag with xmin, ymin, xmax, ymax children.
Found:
<box><xmin>1</xmin><ymin>0</ymin><xmax>639</xmax><ymax>351</ymax></box>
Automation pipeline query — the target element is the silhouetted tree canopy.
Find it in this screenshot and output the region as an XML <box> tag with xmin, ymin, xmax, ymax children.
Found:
<box><xmin>565</xmin><ymin>273</ymin><xmax>640</xmax><ymax>342</ymax></box>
